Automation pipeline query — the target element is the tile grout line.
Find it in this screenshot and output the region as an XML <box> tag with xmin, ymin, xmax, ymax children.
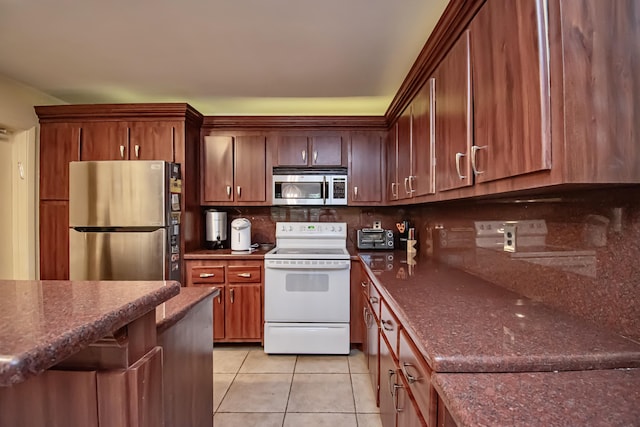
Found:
<box><xmin>281</xmin><ymin>355</ymin><xmax>298</xmax><ymax>427</ymax></box>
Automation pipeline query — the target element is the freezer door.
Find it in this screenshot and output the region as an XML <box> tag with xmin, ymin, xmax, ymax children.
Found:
<box><xmin>69</xmin><ymin>160</ymin><xmax>173</xmax><ymax>227</ymax></box>
<box><xmin>70</xmin><ymin>228</ymin><xmax>170</xmax><ymax>280</ymax></box>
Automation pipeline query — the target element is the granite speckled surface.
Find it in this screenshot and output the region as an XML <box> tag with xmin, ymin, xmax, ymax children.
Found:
<box><xmin>156</xmin><ymin>286</ymin><xmax>219</xmax><ymax>334</ymax></box>
<box><xmin>0</xmin><ymin>280</ymin><xmax>180</xmax><ymax>387</ymax></box>
<box><xmin>432</xmin><ymin>369</ymin><xmax>640</xmax><ymax>427</ymax></box>
<box><xmin>361</xmin><ymin>253</ymin><xmax>640</xmax><ymax>373</ymax></box>
<box><xmin>184</xmin><ymin>248</ymin><xmax>269</xmax><ymax>260</ymax></box>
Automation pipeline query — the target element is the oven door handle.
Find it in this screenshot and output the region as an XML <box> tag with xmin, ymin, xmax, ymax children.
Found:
<box><xmin>265</xmin><ymin>263</ymin><xmax>350</xmax><ymax>270</ymax></box>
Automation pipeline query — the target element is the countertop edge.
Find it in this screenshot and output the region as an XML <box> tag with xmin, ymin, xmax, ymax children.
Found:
<box><xmin>156</xmin><ymin>287</ymin><xmax>219</xmax><ymax>334</ymax></box>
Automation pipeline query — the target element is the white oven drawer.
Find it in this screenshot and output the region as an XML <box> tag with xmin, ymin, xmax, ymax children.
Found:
<box><xmin>264</xmin><ymin>323</ymin><xmax>350</xmax><ymax>354</ymax></box>
<box><xmin>265</xmin><ymin>266</ymin><xmax>350</xmax><ymax>322</ymax></box>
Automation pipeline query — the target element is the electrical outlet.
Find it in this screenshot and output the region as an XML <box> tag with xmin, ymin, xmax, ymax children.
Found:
<box><xmin>503</xmin><ymin>222</ymin><xmax>517</xmax><ymax>252</ymax></box>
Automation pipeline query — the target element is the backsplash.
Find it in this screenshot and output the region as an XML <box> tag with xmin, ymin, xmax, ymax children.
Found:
<box><xmin>205</xmin><ymin>186</ymin><xmax>640</xmax><ymax>342</ymax></box>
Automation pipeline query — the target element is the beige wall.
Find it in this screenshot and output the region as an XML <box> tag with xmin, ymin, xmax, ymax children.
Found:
<box><xmin>0</xmin><ymin>74</ymin><xmax>64</xmax><ymax>279</ymax></box>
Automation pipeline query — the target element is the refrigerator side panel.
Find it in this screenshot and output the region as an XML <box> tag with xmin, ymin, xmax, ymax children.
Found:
<box><xmin>69</xmin><ymin>161</ymin><xmax>168</xmax><ymax>227</ymax></box>
<box><xmin>70</xmin><ymin>229</ymin><xmax>170</xmax><ymax>281</ymax></box>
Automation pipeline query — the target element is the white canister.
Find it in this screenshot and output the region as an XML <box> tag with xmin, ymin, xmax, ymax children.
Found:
<box><xmin>231</xmin><ymin>218</ymin><xmax>252</xmax><ymax>251</ymax></box>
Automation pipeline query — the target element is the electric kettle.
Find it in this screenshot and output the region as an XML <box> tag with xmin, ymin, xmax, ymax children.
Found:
<box><xmin>231</xmin><ymin>218</ymin><xmax>252</xmax><ymax>251</ymax></box>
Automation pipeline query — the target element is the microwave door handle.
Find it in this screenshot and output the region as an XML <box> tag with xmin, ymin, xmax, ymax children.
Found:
<box><xmin>323</xmin><ymin>176</ymin><xmax>328</xmax><ymax>205</ymax></box>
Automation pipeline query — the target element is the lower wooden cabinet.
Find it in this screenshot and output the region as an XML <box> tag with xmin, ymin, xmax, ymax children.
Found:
<box><xmin>186</xmin><ymin>259</ymin><xmax>263</xmax><ymax>342</ymax></box>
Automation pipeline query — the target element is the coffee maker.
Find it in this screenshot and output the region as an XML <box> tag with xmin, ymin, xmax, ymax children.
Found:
<box><xmin>205</xmin><ymin>210</ymin><xmax>227</xmax><ymax>249</ymax></box>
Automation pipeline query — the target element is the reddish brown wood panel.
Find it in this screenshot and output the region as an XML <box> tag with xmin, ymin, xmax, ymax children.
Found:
<box><xmin>559</xmin><ymin>0</ymin><xmax>640</xmax><ymax>183</ymax></box>
<box><xmin>79</xmin><ymin>121</ymin><xmax>129</xmax><ymax>160</ymax></box>
<box><xmin>39</xmin><ymin>201</ymin><xmax>69</xmax><ymax>280</ymax></box>
<box><xmin>396</xmin><ymin>373</ymin><xmax>429</xmax><ymax>427</ymax></box>
<box><xmin>470</xmin><ymin>0</ymin><xmax>551</xmax><ymax>183</ymax></box>
<box><xmin>434</xmin><ymin>31</ymin><xmax>473</xmax><ymax>192</ymax></box>
<box><xmin>437</xmin><ymin>394</ymin><xmax>458</xmax><ymax>427</ymax></box>
<box><xmin>0</xmin><ymin>370</ymin><xmax>99</xmax><ymax>427</ymax></box>
<box><xmin>399</xmin><ymin>329</ymin><xmax>437</xmax><ymax>427</ymax></box>
<box><xmin>234</xmin><ymin>136</ymin><xmax>267</xmax><ymax>203</ymax></box>
<box><xmin>128</xmin><ymin>121</ymin><xmax>176</xmax><ymax>162</ymax></box>
<box><xmin>396</xmin><ymin>105</ymin><xmax>413</xmax><ymax>200</ymax></box>
<box><xmin>39</xmin><ymin>122</ymin><xmax>80</xmax><ymax>200</ymax></box>
<box><xmin>202</xmin><ymin>135</ymin><xmax>234</xmax><ymax>202</ymax></box>
<box><xmin>213</xmin><ymin>285</ymin><xmax>226</xmax><ymax>340</ymax></box>
<box><xmin>379</xmin><ymin>334</ymin><xmax>397</xmax><ymax>427</ymax></box>
<box><xmin>386</xmin><ymin>124</ymin><xmax>399</xmax><ymax>201</ymax></box>
<box><xmin>365</xmin><ymin>300</ymin><xmax>380</xmax><ymax>406</ymax></box>
<box><xmin>411</xmin><ymin>79</ymin><xmax>436</xmax><ymax>197</ymax></box>
<box><xmin>275</xmin><ymin>135</ymin><xmax>309</xmax><ymax>166</ymax></box>
<box><xmin>350</xmin><ymin>261</ymin><xmax>365</xmax><ymax>344</ymax></box>
<box><xmin>225</xmin><ymin>284</ymin><xmax>262</xmax><ymax>340</ymax></box>
<box><xmin>350</xmin><ymin>133</ymin><xmax>383</xmax><ymax>204</ymax></box>
<box><xmin>310</xmin><ymin>135</ymin><xmax>343</xmax><ymax>166</ymax></box>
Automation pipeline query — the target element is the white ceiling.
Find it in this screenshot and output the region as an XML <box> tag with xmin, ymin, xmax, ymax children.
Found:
<box><xmin>0</xmin><ymin>0</ymin><xmax>449</xmax><ymax>116</ymax></box>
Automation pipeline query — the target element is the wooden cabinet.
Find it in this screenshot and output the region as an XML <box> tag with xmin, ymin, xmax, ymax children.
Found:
<box><xmin>35</xmin><ymin>104</ymin><xmax>202</xmax><ymax>281</ymax></box>
<box><xmin>350</xmin><ymin>261</ymin><xmax>365</xmax><ymax>344</ymax></box>
<box><xmin>399</xmin><ymin>329</ymin><xmax>436</xmax><ymax>426</ymax></box>
<box><xmin>274</xmin><ymin>135</ymin><xmax>343</xmax><ymax>167</ymax></box>
<box><xmin>186</xmin><ymin>259</ymin><xmax>263</xmax><ymax>342</ymax></box>
<box><xmin>202</xmin><ymin>135</ymin><xmax>267</xmax><ymax>204</ymax></box>
<box><xmin>434</xmin><ymin>30</ymin><xmax>473</xmax><ymax>193</ymax></box>
<box><xmin>388</xmin><ymin>80</ymin><xmax>436</xmax><ymax>202</ymax></box>
<box><xmin>349</xmin><ymin>133</ymin><xmax>384</xmax><ymax>204</ymax></box>
<box><xmin>469</xmin><ymin>0</ymin><xmax>551</xmax><ymax>183</ymax></box>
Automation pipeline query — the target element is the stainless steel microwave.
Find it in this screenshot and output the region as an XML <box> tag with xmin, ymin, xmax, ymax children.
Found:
<box><xmin>272</xmin><ymin>173</ymin><xmax>348</xmax><ymax>205</ymax></box>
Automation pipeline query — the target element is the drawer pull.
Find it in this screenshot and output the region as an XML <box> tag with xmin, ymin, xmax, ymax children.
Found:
<box><xmin>387</xmin><ymin>369</ymin><xmax>396</xmax><ymax>396</ymax></box>
<box><xmin>199</xmin><ymin>273</ymin><xmax>215</xmax><ymax>278</ymax></box>
<box><xmin>360</xmin><ymin>281</ymin><xmax>367</xmax><ymax>288</ymax></box>
<box><xmin>401</xmin><ymin>362</ymin><xmax>421</xmax><ymax>384</ymax></box>
<box><xmin>369</xmin><ymin>296</ymin><xmax>379</xmax><ymax>304</ymax></box>
<box><xmin>382</xmin><ymin>319</ymin><xmax>394</xmax><ymax>331</ymax></box>
<box><xmin>237</xmin><ymin>272</ymin><xmax>252</xmax><ymax>278</ymax></box>
<box><xmin>394</xmin><ymin>382</ymin><xmax>405</xmax><ymax>412</ymax></box>
<box><xmin>230</xmin><ymin>288</ymin><xmax>235</xmax><ymax>303</ymax></box>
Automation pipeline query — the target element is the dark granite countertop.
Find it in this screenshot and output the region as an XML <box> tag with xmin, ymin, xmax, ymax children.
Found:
<box><xmin>0</xmin><ymin>280</ymin><xmax>180</xmax><ymax>387</ymax></box>
<box><xmin>185</xmin><ymin>248</ymin><xmax>270</xmax><ymax>260</ymax></box>
<box><xmin>156</xmin><ymin>286</ymin><xmax>219</xmax><ymax>334</ymax></box>
<box><xmin>360</xmin><ymin>251</ymin><xmax>640</xmax><ymax>373</ymax></box>
<box><xmin>432</xmin><ymin>369</ymin><xmax>640</xmax><ymax>427</ymax></box>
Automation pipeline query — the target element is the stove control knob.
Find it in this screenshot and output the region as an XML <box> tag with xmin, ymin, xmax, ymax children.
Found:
<box><xmin>288</xmin><ymin>225</ymin><xmax>293</xmax><ymax>231</ymax></box>
<box><xmin>338</xmin><ymin>226</ymin><xmax>343</xmax><ymax>232</ymax></box>
<box><xmin>330</xmin><ymin>226</ymin><xmax>335</xmax><ymax>232</ymax></box>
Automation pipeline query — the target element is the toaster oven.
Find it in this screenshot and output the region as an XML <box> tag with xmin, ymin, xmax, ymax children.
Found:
<box><xmin>357</xmin><ymin>228</ymin><xmax>395</xmax><ymax>250</ymax></box>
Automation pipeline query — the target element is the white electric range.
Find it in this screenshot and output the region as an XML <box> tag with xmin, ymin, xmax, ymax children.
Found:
<box><xmin>264</xmin><ymin>222</ymin><xmax>351</xmax><ymax>354</ymax></box>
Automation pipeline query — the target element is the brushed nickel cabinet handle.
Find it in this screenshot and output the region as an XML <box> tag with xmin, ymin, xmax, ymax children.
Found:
<box><xmin>119</xmin><ymin>145</ymin><xmax>126</xmax><ymax>159</ymax></box>
<box><xmin>455</xmin><ymin>152</ymin><xmax>466</xmax><ymax>179</ymax></box>
<box><xmin>230</xmin><ymin>288</ymin><xmax>235</xmax><ymax>303</ymax></box>
<box><xmin>408</xmin><ymin>176</ymin><xmax>416</xmax><ymax>193</ymax></box>
<box><xmin>387</xmin><ymin>369</ymin><xmax>396</xmax><ymax>396</ymax></box>
<box><xmin>134</xmin><ymin>144</ymin><xmax>140</xmax><ymax>158</ymax></box>
<box><xmin>391</xmin><ymin>182</ymin><xmax>397</xmax><ymax>198</ymax></box>
<box><xmin>354</xmin><ymin>186</ymin><xmax>358</xmax><ymax>199</ymax></box>
<box><xmin>361</xmin><ymin>281</ymin><xmax>367</xmax><ymax>288</ymax></box>
<box><xmin>199</xmin><ymin>273</ymin><xmax>215</xmax><ymax>278</ymax></box>
<box><xmin>404</xmin><ymin>177</ymin><xmax>410</xmax><ymax>194</ymax></box>
<box><xmin>226</xmin><ymin>185</ymin><xmax>232</xmax><ymax>198</ymax></box>
<box><xmin>401</xmin><ymin>362</ymin><xmax>420</xmax><ymax>384</ymax></box>
<box><xmin>471</xmin><ymin>145</ymin><xmax>487</xmax><ymax>175</ymax></box>
<box><xmin>237</xmin><ymin>272</ymin><xmax>251</xmax><ymax>278</ymax></box>
<box><xmin>313</xmin><ymin>151</ymin><xmax>318</xmax><ymax>163</ymax></box>
<box><xmin>237</xmin><ymin>186</ymin><xmax>241</xmax><ymax>197</ymax></box>
<box><xmin>369</xmin><ymin>296</ymin><xmax>379</xmax><ymax>304</ymax></box>
<box><xmin>382</xmin><ymin>319</ymin><xmax>394</xmax><ymax>331</ymax></box>
<box><xmin>394</xmin><ymin>382</ymin><xmax>405</xmax><ymax>412</ymax></box>
<box><xmin>217</xmin><ymin>294</ymin><xmax>222</xmax><ymax>304</ymax></box>
<box><xmin>302</xmin><ymin>149</ymin><xmax>306</xmax><ymax>162</ymax></box>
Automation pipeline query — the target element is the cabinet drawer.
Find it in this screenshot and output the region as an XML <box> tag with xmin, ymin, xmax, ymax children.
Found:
<box><xmin>228</xmin><ymin>266</ymin><xmax>261</xmax><ymax>283</ymax></box>
<box><xmin>191</xmin><ymin>266</ymin><xmax>225</xmax><ymax>284</ymax></box>
<box><xmin>368</xmin><ymin>282</ymin><xmax>381</xmax><ymax>320</ymax></box>
<box><xmin>380</xmin><ymin>300</ymin><xmax>399</xmax><ymax>359</ymax></box>
<box><xmin>399</xmin><ymin>329</ymin><xmax>435</xmax><ymax>425</ymax></box>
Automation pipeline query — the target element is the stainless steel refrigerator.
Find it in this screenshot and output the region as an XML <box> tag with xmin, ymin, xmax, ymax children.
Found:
<box><xmin>69</xmin><ymin>160</ymin><xmax>182</xmax><ymax>281</ymax></box>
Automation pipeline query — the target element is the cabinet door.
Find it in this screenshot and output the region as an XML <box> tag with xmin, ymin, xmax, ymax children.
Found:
<box><xmin>225</xmin><ymin>284</ymin><xmax>262</xmax><ymax>340</ymax></box>
<box><xmin>396</xmin><ymin>374</ymin><xmax>427</xmax><ymax>427</ymax></box>
<box><xmin>397</xmin><ymin>106</ymin><xmax>413</xmax><ymax>199</ymax></box>
<box><xmin>310</xmin><ymin>135</ymin><xmax>342</xmax><ymax>166</ymax></box>
<box><xmin>365</xmin><ymin>302</ymin><xmax>379</xmax><ymax>406</ymax></box>
<box><xmin>79</xmin><ymin>121</ymin><xmax>129</xmax><ymax>160</ymax></box>
<box><xmin>435</xmin><ymin>31</ymin><xmax>473</xmax><ymax>192</ymax></box>
<box><xmin>128</xmin><ymin>121</ymin><xmax>176</xmax><ymax>162</ymax></box>
<box><xmin>234</xmin><ymin>136</ymin><xmax>266</xmax><ymax>203</ymax></box>
<box><xmin>350</xmin><ymin>261</ymin><xmax>365</xmax><ymax>344</ymax></box>
<box><xmin>470</xmin><ymin>0</ymin><xmax>551</xmax><ymax>182</ymax></box>
<box><xmin>275</xmin><ymin>136</ymin><xmax>309</xmax><ymax>166</ymax></box>
<box><xmin>39</xmin><ymin>123</ymin><xmax>80</xmax><ymax>200</ymax></box>
<box><xmin>379</xmin><ymin>335</ymin><xmax>397</xmax><ymax>427</ymax></box>
<box><xmin>350</xmin><ymin>134</ymin><xmax>383</xmax><ymax>204</ymax></box>
<box><xmin>202</xmin><ymin>136</ymin><xmax>234</xmax><ymax>202</ymax></box>
<box><xmin>411</xmin><ymin>79</ymin><xmax>436</xmax><ymax>197</ymax></box>
<box><xmin>39</xmin><ymin>201</ymin><xmax>69</xmax><ymax>280</ymax></box>
<box><xmin>214</xmin><ymin>285</ymin><xmax>225</xmax><ymax>340</ymax></box>
<box><xmin>386</xmin><ymin>124</ymin><xmax>399</xmax><ymax>201</ymax></box>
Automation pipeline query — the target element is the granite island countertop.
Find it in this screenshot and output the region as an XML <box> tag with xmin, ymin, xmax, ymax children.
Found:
<box><xmin>360</xmin><ymin>251</ymin><xmax>640</xmax><ymax>373</ymax></box>
<box><xmin>0</xmin><ymin>280</ymin><xmax>180</xmax><ymax>386</ymax></box>
<box><xmin>156</xmin><ymin>286</ymin><xmax>219</xmax><ymax>334</ymax></box>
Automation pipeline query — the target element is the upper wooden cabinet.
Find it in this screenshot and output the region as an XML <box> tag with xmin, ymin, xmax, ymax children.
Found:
<box><xmin>38</xmin><ymin>123</ymin><xmax>80</xmax><ymax>200</ymax></box>
<box><xmin>434</xmin><ymin>30</ymin><xmax>473</xmax><ymax>193</ymax></box>
<box><xmin>202</xmin><ymin>135</ymin><xmax>267</xmax><ymax>205</ymax></box>
<box><xmin>469</xmin><ymin>0</ymin><xmax>551</xmax><ymax>183</ymax></box>
<box><xmin>274</xmin><ymin>135</ymin><xmax>343</xmax><ymax>167</ymax></box>
<box><xmin>349</xmin><ymin>133</ymin><xmax>384</xmax><ymax>204</ymax></box>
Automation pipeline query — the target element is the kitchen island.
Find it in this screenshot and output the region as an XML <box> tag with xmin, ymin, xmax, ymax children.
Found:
<box><xmin>0</xmin><ymin>280</ymin><xmax>216</xmax><ymax>427</ymax></box>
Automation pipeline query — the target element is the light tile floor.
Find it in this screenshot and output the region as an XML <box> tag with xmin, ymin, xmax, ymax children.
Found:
<box><xmin>213</xmin><ymin>346</ymin><xmax>382</xmax><ymax>427</ymax></box>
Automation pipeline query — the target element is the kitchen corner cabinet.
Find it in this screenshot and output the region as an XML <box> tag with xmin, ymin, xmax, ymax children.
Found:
<box><xmin>186</xmin><ymin>259</ymin><xmax>263</xmax><ymax>342</ymax></box>
<box><xmin>35</xmin><ymin>103</ymin><xmax>203</xmax><ymax>280</ymax></box>
<box><xmin>274</xmin><ymin>135</ymin><xmax>343</xmax><ymax>167</ymax></box>
<box><xmin>349</xmin><ymin>133</ymin><xmax>384</xmax><ymax>205</ymax></box>
<box><xmin>350</xmin><ymin>261</ymin><xmax>365</xmax><ymax>344</ymax></box>
<box><xmin>201</xmin><ymin>135</ymin><xmax>267</xmax><ymax>205</ymax></box>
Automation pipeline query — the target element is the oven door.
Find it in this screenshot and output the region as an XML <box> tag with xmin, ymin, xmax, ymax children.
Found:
<box><xmin>272</xmin><ymin>175</ymin><xmax>327</xmax><ymax>205</ymax></box>
<box><xmin>264</xmin><ymin>260</ymin><xmax>350</xmax><ymax>322</ymax></box>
